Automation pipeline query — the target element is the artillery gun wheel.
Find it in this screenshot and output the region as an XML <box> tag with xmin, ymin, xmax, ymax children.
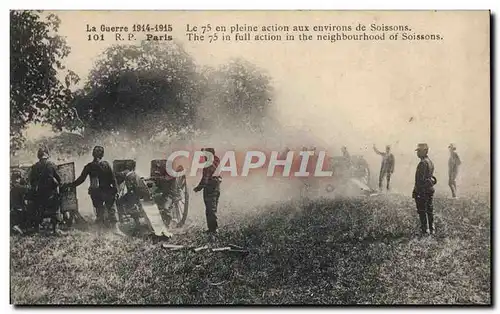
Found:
<box><xmin>174</xmin><ymin>175</ymin><xmax>189</xmax><ymax>228</ymax></box>
<box><xmin>325</xmin><ymin>184</ymin><xmax>335</xmax><ymax>193</ymax></box>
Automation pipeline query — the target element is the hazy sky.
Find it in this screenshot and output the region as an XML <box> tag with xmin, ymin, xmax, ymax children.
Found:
<box><xmin>31</xmin><ymin>11</ymin><xmax>490</xmax><ymax>159</ymax></box>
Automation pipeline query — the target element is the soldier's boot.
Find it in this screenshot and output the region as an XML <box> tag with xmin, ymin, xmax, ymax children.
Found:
<box><xmin>205</xmin><ymin>210</ymin><xmax>218</xmax><ymax>234</ymax></box>
<box><xmin>50</xmin><ymin>217</ymin><xmax>63</xmax><ymax>236</ymax></box>
<box><xmin>163</xmin><ymin>213</ymin><xmax>172</xmax><ymax>229</ymax></box>
<box><xmin>428</xmin><ymin>213</ymin><xmax>435</xmax><ymax>235</ymax></box>
<box><xmin>418</xmin><ymin>213</ymin><xmax>429</xmax><ymax>235</ymax></box>
<box><xmin>53</xmin><ymin>224</ymin><xmax>64</xmax><ymax>236</ymax></box>
<box><xmin>29</xmin><ymin>214</ymin><xmax>39</xmax><ymax>233</ymax></box>
<box><xmin>62</xmin><ymin>211</ymin><xmax>72</xmax><ymax>229</ymax></box>
<box><xmin>33</xmin><ymin>221</ymin><xmax>41</xmax><ymax>233</ymax></box>
<box><xmin>95</xmin><ymin>215</ymin><xmax>105</xmax><ymax>235</ymax></box>
<box><xmin>160</xmin><ymin>210</ymin><xmax>172</xmax><ymax>229</ymax></box>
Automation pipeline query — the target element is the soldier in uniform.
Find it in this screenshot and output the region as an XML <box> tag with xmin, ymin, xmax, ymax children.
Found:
<box><xmin>341</xmin><ymin>146</ymin><xmax>351</xmax><ymax>160</ymax></box>
<box><xmin>373</xmin><ymin>144</ymin><xmax>395</xmax><ymax>192</ymax></box>
<box><xmin>152</xmin><ymin>162</ymin><xmax>181</xmax><ymax>229</ymax></box>
<box><xmin>448</xmin><ymin>144</ymin><xmax>462</xmax><ymax>198</ymax></box>
<box><xmin>65</xmin><ymin>146</ymin><xmax>121</xmax><ymax>233</ymax></box>
<box><xmin>337</xmin><ymin>146</ymin><xmax>350</xmax><ymax>179</ymax></box>
<box><xmin>116</xmin><ymin>163</ymin><xmax>142</xmax><ymax>228</ymax></box>
<box><xmin>194</xmin><ymin>148</ymin><xmax>221</xmax><ymax>234</ymax></box>
<box><xmin>28</xmin><ymin>147</ymin><xmax>62</xmax><ymax>234</ymax></box>
<box><xmin>412</xmin><ymin>143</ymin><xmax>437</xmax><ymax>235</ymax></box>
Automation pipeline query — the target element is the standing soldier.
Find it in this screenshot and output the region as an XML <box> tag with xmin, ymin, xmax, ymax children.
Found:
<box><xmin>152</xmin><ymin>162</ymin><xmax>180</xmax><ymax>229</ymax></box>
<box><xmin>341</xmin><ymin>146</ymin><xmax>351</xmax><ymax>160</ymax></box>
<box><xmin>194</xmin><ymin>148</ymin><xmax>222</xmax><ymax>234</ymax></box>
<box><xmin>448</xmin><ymin>144</ymin><xmax>461</xmax><ymax>198</ymax></box>
<box><xmin>28</xmin><ymin>147</ymin><xmax>62</xmax><ymax>235</ymax></box>
<box><xmin>341</xmin><ymin>146</ymin><xmax>353</xmax><ymax>177</ymax></box>
<box><xmin>65</xmin><ymin>146</ymin><xmax>121</xmax><ymax>234</ymax></box>
<box><xmin>412</xmin><ymin>143</ymin><xmax>437</xmax><ymax>235</ymax></box>
<box><xmin>373</xmin><ymin>144</ymin><xmax>395</xmax><ymax>192</ymax></box>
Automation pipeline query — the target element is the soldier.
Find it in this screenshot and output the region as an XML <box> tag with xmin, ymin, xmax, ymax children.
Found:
<box><xmin>341</xmin><ymin>146</ymin><xmax>351</xmax><ymax>160</ymax></box>
<box><xmin>65</xmin><ymin>146</ymin><xmax>121</xmax><ymax>234</ymax></box>
<box><xmin>194</xmin><ymin>148</ymin><xmax>222</xmax><ymax>234</ymax></box>
<box><xmin>116</xmin><ymin>163</ymin><xmax>142</xmax><ymax>228</ymax></box>
<box><xmin>412</xmin><ymin>143</ymin><xmax>437</xmax><ymax>235</ymax></box>
<box><xmin>340</xmin><ymin>146</ymin><xmax>352</xmax><ymax>173</ymax></box>
<box><xmin>28</xmin><ymin>147</ymin><xmax>62</xmax><ymax>235</ymax></box>
<box><xmin>152</xmin><ymin>162</ymin><xmax>180</xmax><ymax>229</ymax></box>
<box><xmin>373</xmin><ymin>144</ymin><xmax>395</xmax><ymax>191</ymax></box>
<box><xmin>448</xmin><ymin>144</ymin><xmax>462</xmax><ymax>198</ymax></box>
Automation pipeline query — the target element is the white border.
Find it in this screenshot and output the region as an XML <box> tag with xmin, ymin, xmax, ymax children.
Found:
<box><xmin>1</xmin><ymin>0</ymin><xmax>497</xmax><ymax>313</ymax></box>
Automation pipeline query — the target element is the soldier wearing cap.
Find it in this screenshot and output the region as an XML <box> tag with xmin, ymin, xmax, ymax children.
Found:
<box><xmin>194</xmin><ymin>148</ymin><xmax>222</xmax><ymax>234</ymax></box>
<box><xmin>373</xmin><ymin>144</ymin><xmax>395</xmax><ymax>192</ymax></box>
<box><xmin>65</xmin><ymin>146</ymin><xmax>121</xmax><ymax>234</ymax></box>
<box><xmin>28</xmin><ymin>146</ymin><xmax>62</xmax><ymax>234</ymax></box>
<box><xmin>448</xmin><ymin>144</ymin><xmax>461</xmax><ymax>198</ymax></box>
<box><xmin>151</xmin><ymin>160</ymin><xmax>180</xmax><ymax>229</ymax></box>
<box><xmin>412</xmin><ymin>143</ymin><xmax>437</xmax><ymax>235</ymax></box>
<box><xmin>340</xmin><ymin>146</ymin><xmax>354</xmax><ymax>176</ymax></box>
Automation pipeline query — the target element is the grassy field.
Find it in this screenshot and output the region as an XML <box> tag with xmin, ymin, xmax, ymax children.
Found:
<box><xmin>10</xmin><ymin>193</ymin><xmax>491</xmax><ymax>305</ymax></box>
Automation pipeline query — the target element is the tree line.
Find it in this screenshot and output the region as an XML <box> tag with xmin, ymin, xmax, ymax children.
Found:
<box><xmin>10</xmin><ymin>10</ymin><xmax>274</xmax><ymax>153</ymax></box>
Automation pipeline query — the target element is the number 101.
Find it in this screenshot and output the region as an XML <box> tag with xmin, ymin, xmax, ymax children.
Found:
<box><xmin>88</xmin><ymin>34</ymin><xmax>104</xmax><ymax>41</ymax></box>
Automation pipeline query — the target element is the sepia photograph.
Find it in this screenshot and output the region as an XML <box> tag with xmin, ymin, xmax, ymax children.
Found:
<box><xmin>9</xmin><ymin>10</ymin><xmax>491</xmax><ymax>305</ymax></box>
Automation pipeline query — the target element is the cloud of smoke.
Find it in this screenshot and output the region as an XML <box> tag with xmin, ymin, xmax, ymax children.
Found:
<box><xmin>14</xmin><ymin>105</ymin><xmax>490</xmax><ymax>224</ymax></box>
<box><xmin>13</xmin><ymin>74</ymin><xmax>490</xmax><ymax>223</ymax></box>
